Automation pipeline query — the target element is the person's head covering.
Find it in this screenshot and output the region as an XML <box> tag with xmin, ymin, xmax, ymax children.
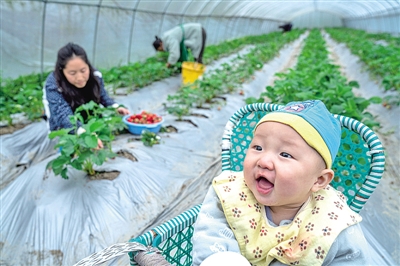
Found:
<box><xmin>153</xmin><ymin>36</ymin><xmax>162</xmax><ymax>50</ymax></box>
<box><xmin>255</xmin><ymin>100</ymin><xmax>341</xmax><ymax>168</ymax></box>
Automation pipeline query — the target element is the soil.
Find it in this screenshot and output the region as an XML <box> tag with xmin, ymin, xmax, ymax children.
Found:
<box><xmin>116</xmin><ymin>149</ymin><xmax>138</xmax><ymax>162</ymax></box>
<box><xmin>0</xmin><ymin>123</ymin><xmax>29</xmax><ymax>135</ymax></box>
<box><xmin>190</xmin><ymin>113</ymin><xmax>209</xmax><ymax>118</ymax></box>
<box><xmin>164</xmin><ymin>125</ymin><xmax>178</xmax><ymax>133</ymax></box>
<box><xmin>88</xmin><ymin>170</ymin><xmax>120</xmax><ymax>181</ymax></box>
<box><xmin>27</xmin><ymin>249</ymin><xmax>63</xmax><ymax>265</ymax></box>
<box><xmin>177</xmin><ymin>119</ymin><xmax>199</xmax><ymax>127</ymax></box>
<box><xmin>87</xmin><ymin>150</ymin><xmax>138</xmax><ymax>181</ymax></box>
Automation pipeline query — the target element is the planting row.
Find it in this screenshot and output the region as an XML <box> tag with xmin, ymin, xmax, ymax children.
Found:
<box><xmin>247</xmin><ymin>29</ymin><xmax>381</xmax><ymax>129</ymax></box>
<box><xmin>334</xmin><ymin>28</ymin><xmax>399</xmax><ymax>47</ymax></box>
<box><xmin>326</xmin><ymin>28</ymin><xmax>400</xmax><ymax>93</ymax></box>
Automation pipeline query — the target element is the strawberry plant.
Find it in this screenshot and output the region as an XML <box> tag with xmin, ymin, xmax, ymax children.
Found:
<box><xmin>46</xmin><ymin>101</ymin><xmax>126</xmax><ymax>179</ymax></box>
<box><xmin>140</xmin><ymin>130</ymin><xmax>161</xmax><ymax>147</ymax></box>
<box><xmin>1</xmin><ymin>71</ymin><xmax>50</xmax><ymax>125</ymax></box>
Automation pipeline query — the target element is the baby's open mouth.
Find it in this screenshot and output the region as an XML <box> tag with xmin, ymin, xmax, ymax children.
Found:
<box><xmin>256</xmin><ymin>176</ymin><xmax>274</xmax><ymax>194</ymax></box>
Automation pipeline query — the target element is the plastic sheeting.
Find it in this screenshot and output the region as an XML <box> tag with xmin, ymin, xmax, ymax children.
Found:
<box><xmin>0</xmin><ymin>122</ymin><xmax>58</xmax><ymax>189</ymax></box>
<box><xmin>1</xmin><ymin>33</ymin><xmax>399</xmax><ymax>266</ymax></box>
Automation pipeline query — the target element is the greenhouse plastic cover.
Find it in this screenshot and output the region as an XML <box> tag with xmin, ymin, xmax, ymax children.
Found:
<box><xmin>1</xmin><ymin>33</ymin><xmax>399</xmax><ymax>265</ymax></box>
<box><xmin>1</xmin><ymin>0</ymin><xmax>399</xmax><ymax>79</ymax></box>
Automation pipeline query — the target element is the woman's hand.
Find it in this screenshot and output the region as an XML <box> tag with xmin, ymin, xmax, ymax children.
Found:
<box><xmin>117</xmin><ymin>107</ymin><xmax>130</xmax><ymax>115</ymax></box>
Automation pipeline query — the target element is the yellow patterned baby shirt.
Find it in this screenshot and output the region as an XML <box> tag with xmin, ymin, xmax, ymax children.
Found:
<box><xmin>212</xmin><ymin>171</ymin><xmax>362</xmax><ymax>266</ymax></box>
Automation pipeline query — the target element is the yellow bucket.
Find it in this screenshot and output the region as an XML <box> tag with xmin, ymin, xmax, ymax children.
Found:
<box><xmin>181</xmin><ymin>62</ymin><xmax>206</xmax><ymax>85</ymax></box>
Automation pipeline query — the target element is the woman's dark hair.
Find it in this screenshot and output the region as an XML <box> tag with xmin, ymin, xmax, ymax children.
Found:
<box><xmin>54</xmin><ymin>42</ymin><xmax>101</xmax><ymax>112</ymax></box>
<box><xmin>153</xmin><ymin>36</ymin><xmax>162</xmax><ymax>50</ymax></box>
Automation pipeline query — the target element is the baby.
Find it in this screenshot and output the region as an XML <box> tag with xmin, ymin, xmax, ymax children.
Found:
<box><xmin>192</xmin><ymin>100</ymin><xmax>371</xmax><ymax>265</ymax></box>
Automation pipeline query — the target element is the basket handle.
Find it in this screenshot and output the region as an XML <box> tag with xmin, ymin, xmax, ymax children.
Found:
<box><xmin>73</xmin><ymin>242</ymin><xmax>171</xmax><ymax>266</ymax></box>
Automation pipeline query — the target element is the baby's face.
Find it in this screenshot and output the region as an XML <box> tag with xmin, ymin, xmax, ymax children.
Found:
<box><xmin>243</xmin><ymin>121</ymin><xmax>326</xmax><ymax>210</ymax></box>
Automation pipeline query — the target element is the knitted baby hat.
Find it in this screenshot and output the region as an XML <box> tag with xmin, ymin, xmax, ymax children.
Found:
<box><xmin>255</xmin><ymin>100</ymin><xmax>341</xmax><ymax>168</ymax></box>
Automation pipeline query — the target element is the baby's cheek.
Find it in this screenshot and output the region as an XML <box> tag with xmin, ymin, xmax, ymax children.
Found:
<box><xmin>242</xmin><ymin>163</ymin><xmax>252</xmax><ymax>182</ymax></box>
<box><xmin>243</xmin><ymin>156</ymin><xmax>253</xmax><ymax>170</ymax></box>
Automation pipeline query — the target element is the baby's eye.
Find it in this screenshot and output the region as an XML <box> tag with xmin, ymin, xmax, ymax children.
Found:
<box><xmin>280</xmin><ymin>152</ymin><xmax>293</xmax><ymax>158</ymax></box>
<box><xmin>254</xmin><ymin>145</ymin><xmax>262</xmax><ymax>151</ymax></box>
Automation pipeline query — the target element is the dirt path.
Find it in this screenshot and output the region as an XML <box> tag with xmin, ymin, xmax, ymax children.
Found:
<box><xmin>267</xmin><ymin>32</ymin><xmax>307</xmax><ymax>87</ymax></box>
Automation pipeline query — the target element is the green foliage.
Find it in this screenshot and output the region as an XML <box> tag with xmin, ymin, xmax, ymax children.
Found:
<box><xmin>1</xmin><ymin>71</ymin><xmax>50</xmax><ymax>125</ymax></box>
<box><xmin>46</xmin><ymin>101</ymin><xmax>126</xmax><ymax>179</ymax></box>
<box><xmin>326</xmin><ymin>28</ymin><xmax>400</xmax><ymax>93</ymax></box>
<box><xmin>101</xmin><ymin>53</ymin><xmax>181</xmax><ymax>93</ymax></box>
<box><xmin>140</xmin><ymin>130</ymin><xmax>161</xmax><ymax>147</ymax></box>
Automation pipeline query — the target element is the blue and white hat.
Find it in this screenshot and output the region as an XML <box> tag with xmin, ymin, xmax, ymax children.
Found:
<box><xmin>255</xmin><ymin>100</ymin><xmax>341</xmax><ymax>168</ymax></box>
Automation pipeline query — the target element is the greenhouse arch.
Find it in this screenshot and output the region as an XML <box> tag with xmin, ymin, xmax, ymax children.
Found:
<box><xmin>1</xmin><ymin>0</ymin><xmax>399</xmax><ymax>78</ymax></box>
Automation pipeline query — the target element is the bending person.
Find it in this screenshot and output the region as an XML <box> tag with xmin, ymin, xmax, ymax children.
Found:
<box><xmin>278</xmin><ymin>22</ymin><xmax>293</xmax><ymax>33</ymax></box>
<box><xmin>153</xmin><ymin>23</ymin><xmax>206</xmax><ymax>68</ymax></box>
<box><xmin>43</xmin><ymin>42</ymin><xmax>129</xmax><ymax>148</ymax></box>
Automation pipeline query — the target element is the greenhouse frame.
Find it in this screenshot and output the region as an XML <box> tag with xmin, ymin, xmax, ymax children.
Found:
<box><xmin>1</xmin><ymin>0</ymin><xmax>399</xmax><ymax>78</ymax></box>
<box><xmin>1</xmin><ymin>1</ymin><xmax>399</xmax><ymax>266</ymax></box>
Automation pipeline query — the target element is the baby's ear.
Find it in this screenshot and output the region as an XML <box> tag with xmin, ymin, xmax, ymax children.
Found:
<box><xmin>311</xmin><ymin>169</ymin><xmax>334</xmax><ymax>192</ymax></box>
